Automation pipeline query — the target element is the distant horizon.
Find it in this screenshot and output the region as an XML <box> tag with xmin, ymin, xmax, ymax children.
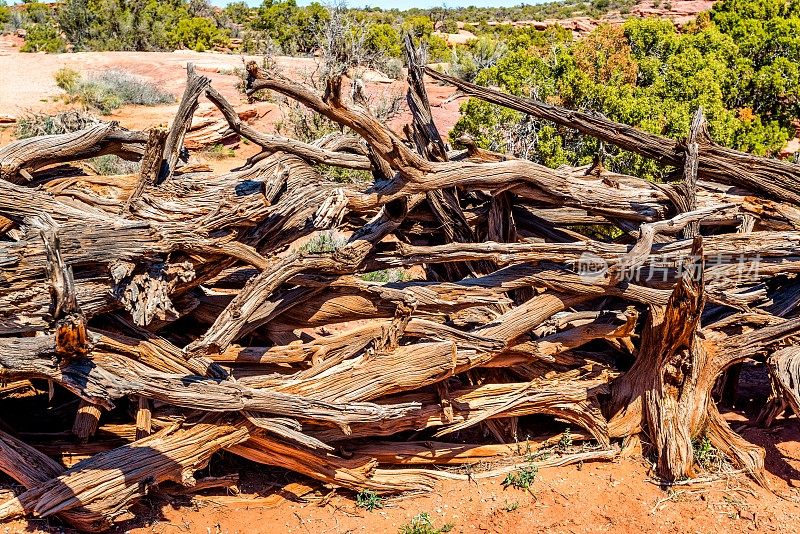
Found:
<box><xmin>208</xmin><ymin>0</ymin><xmax>550</xmax><ymax>9</ymax></box>
<box><xmin>8</xmin><ymin>0</ymin><xmax>553</xmax><ymax>7</ymax></box>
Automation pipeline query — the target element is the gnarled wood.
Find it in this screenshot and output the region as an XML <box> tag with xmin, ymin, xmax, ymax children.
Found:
<box><xmin>425</xmin><ymin>67</ymin><xmax>800</xmax><ymax>205</ymax></box>
<box><xmin>158</xmin><ymin>64</ymin><xmax>210</xmax><ymax>182</ymax></box>
<box><xmin>0</xmin><ymin>124</ymin><xmax>146</xmax><ymax>183</ymax></box>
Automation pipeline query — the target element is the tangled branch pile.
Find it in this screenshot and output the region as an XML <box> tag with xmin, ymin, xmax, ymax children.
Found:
<box><xmin>1</xmin><ymin>39</ymin><xmax>800</xmax><ymax>531</ymax></box>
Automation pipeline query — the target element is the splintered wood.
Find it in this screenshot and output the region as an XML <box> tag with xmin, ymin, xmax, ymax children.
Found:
<box><xmin>0</xmin><ymin>42</ymin><xmax>799</xmax><ymax>530</ymax></box>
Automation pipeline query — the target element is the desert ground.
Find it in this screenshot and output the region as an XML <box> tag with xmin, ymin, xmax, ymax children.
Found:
<box><xmin>0</xmin><ymin>34</ymin><xmax>464</xmax><ymax>145</ymax></box>
<box><xmin>2</xmin><ymin>36</ymin><xmax>800</xmax><ymax>534</ymax></box>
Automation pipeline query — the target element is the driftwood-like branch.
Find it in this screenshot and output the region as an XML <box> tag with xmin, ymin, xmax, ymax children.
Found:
<box><xmin>206</xmin><ymin>86</ymin><xmax>372</xmax><ymax>170</ymax></box>
<box><xmin>158</xmin><ymin>64</ymin><xmax>210</xmax><ymax>182</ymax></box>
<box><xmin>0</xmin><ymin>430</ymin><xmax>108</xmax><ymax>530</ymax></box>
<box><xmin>763</xmin><ymin>347</ymin><xmax>800</xmax><ymax>418</ymax></box>
<box><xmin>0</xmin><ymin>123</ymin><xmax>146</xmax><ymax>183</ymax></box>
<box><xmin>0</xmin><ymin>421</ymin><xmax>250</xmax><ymax>527</ymax></box>
<box><xmin>425</xmin><ymin>68</ymin><xmax>800</xmax><ymax>205</ymax></box>
<box><xmin>125</xmin><ymin>128</ymin><xmax>167</xmax><ymax>211</ymax></box>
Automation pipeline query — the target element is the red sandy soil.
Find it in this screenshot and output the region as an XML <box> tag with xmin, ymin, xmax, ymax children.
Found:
<box><xmin>2</xmin><ymin>28</ymin><xmax>800</xmax><ymax>534</ymax></box>
<box><xmin>135</xmin><ymin>415</ymin><xmax>800</xmax><ymax>534</ymax></box>
<box><xmin>3</xmin><ymin>412</ymin><xmax>800</xmax><ymax>534</ymax></box>
<box><xmin>0</xmin><ymin>34</ymin><xmax>466</xmax><ymax>151</ymax></box>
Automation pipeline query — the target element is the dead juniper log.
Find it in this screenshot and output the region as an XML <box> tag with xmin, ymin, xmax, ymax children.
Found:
<box><xmin>0</xmin><ymin>430</ymin><xmax>109</xmax><ymax>530</ymax></box>
<box><xmin>425</xmin><ymin>68</ymin><xmax>800</xmax><ymax>205</ymax></box>
<box><xmin>0</xmin><ymin>421</ymin><xmax>251</xmax><ymax>527</ymax></box>
<box><xmin>158</xmin><ymin>64</ymin><xmax>210</xmax><ymax>183</ymax></box>
<box><xmin>0</xmin><ymin>40</ymin><xmax>798</xmax><ymax>530</ymax></box>
<box><xmin>0</xmin><ymin>123</ymin><xmax>146</xmax><ymax>183</ymax></box>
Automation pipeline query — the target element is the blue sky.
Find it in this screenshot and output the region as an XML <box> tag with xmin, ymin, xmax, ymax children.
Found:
<box><xmin>210</xmin><ymin>1</ymin><xmax>544</xmax><ymax>9</ymax></box>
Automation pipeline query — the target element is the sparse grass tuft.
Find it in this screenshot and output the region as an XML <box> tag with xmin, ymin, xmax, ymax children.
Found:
<box><xmin>355</xmin><ymin>490</ymin><xmax>383</xmax><ymax>511</ymax></box>
<box><xmin>299</xmin><ymin>231</ymin><xmax>347</xmax><ymax>254</ymax></box>
<box><xmin>502</xmin><ymin>465</ymin><xmax>538</xmax><ymax>490</ymax></box>
<box><xmin>88</xmin><ymin>155</ymin><xmax>140</xmax><ymax>175</ymax></box>
<box><xmin>399</xmin><ymin>512</ymin><xmax>454</xmax><ymax>534</ymax></box>
<box><xmin>202</xmin><ymin>143</ymin><xmax>236</xmax><ymax>159</ymax></box>
<box><xmin>15</xmin><ymin>110</ymin><xmax>100</xmax><ymax>139</ymax></box>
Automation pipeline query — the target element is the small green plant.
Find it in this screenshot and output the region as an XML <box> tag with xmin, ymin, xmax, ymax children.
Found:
<box><xmin>692</xmin><ymin>436</ymin><xmax>720</xmax><ymax>470</ymax></box>
<box><xmin>399</xmin><ymin>512</ymin><xmax>454</xmax><ymax>534</ymax></box>
<box><xmin>355</xmin><ymin>489</ymin><xmax>383</xmax><ymax>511</ymax></box>
<box><xmin>503</xmin><ymin>500</ymin><xmax>520</xmax><ymax>512</ymax></box>
<box><xmin>502</xmin><ymin>465</ymin><xmax>538</xmax><ymax>490</ymax></box>
<box><xmin>299</xmin><ymin>231</ymin><xmax>346</xmax><ymax>254</ymax></box>
<box><xmin>520</xmin><ymin>439</ymin><xmax>550</xmax><ymax>463</ymax></box>
<box><xmin>202</xmin><ymin>143</ymin><xmax>236</xmax><ymax>159</ymax></box>
<box><xmin>359</xmin><ymin>269</ymin><xmax>408</xmax><ymax>283</ymax></box>
<box><xmin>54</xmin><ymin>66</ymin><xmax>81</xmax><ymax>92</ymax></box>
<box><xmin>525</xmin><ymin>449</ymin><xmax>551</xmax><ymax>463</ymax></box>
<box><xmin>557</xmin><ymin>427</ymin><xmax>573</xmax><ymax>451</ymax></box>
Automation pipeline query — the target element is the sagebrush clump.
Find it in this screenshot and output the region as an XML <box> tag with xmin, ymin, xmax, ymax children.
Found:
<box><xmin>54</xmin><ymin>66</ymin><xmax>80</xmax><ymax>92</ymax></box>
<box><xmin>54</xmin><ymin>68</ymin><xmax>175</xmax><ymax>114</ymax></box>
<box><xmin>299</xmin><ymin>231</ymin><xmax>347</xmax><ymax>254</ymax></box>
<box><xmin>399</xmin><ymin>513</ymin><xmax>454</xmax><ymax>534</ymax></box>
<box><xmin>88</xmin><ymin>155</ymin><xmax>141</xmax><ymax>175</ymax></box>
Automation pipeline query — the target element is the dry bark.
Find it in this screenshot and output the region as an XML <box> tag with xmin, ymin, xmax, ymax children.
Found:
<box><xmin>425</xmin><ymin>68</ymin><xmax>800</xmax><ymax>205</ymax></box>
<box><xmin>158</xmin><ymin>63</ymin><xmax>210</xmax><ymax>182</ymax></box>
<box><xmin>0</xmin><ymin>124</ymin><xmax>146</xmax><ymax>183</ymax></box>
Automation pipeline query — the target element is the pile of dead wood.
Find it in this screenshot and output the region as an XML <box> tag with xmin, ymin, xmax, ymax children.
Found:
<box><xmin>1</xmin><ymin>39</ymin><xmax>800</xmax><ymax>531</ymax></box>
